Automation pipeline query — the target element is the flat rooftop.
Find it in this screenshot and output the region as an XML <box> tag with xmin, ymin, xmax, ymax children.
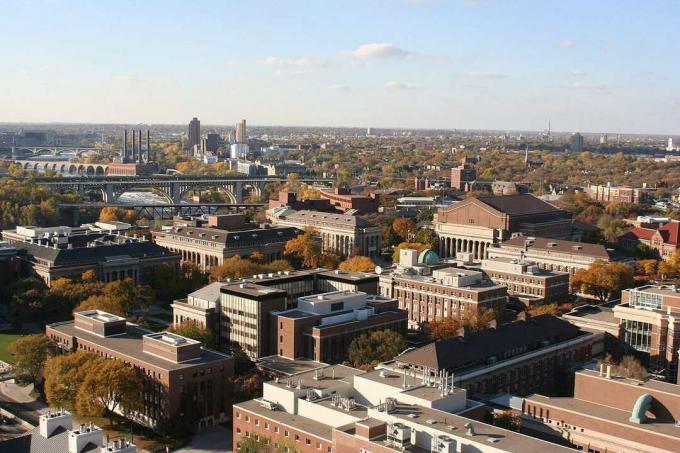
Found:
<box><xmin>47</xmin><ymin>321</ymin><xmax>230</xmax><ymax>371</ymax></box>
<box><xmin>563</xmin><ymin>304</ymin><xmax>618</xmax><ymax>324</ymax></box>
<box><xmin>256</xmin><ymin>355</ymin><xmax>327</xmax><ymax>377</ymax></box>
<box><xmin>235</xmin><ymin>399</ymin><xmax>334</xmax><ymax>441</ymax></box>
<box><xmin>269</xmin><ymin>364</ymin><xmax>362</xmax><ymax>392</ymax></box>
<box><xmin>526</xmin><ymin>393</ymin><xmax>680</xmax><ymax>440</ymax></box>
<box><xmin>220</xmin><ymin>282</ymin><xmax>286</xmax><ymax>299</ymax></box>
<box><xmin>628</xmin><ymin>285</ymin><xmax>680</xmax><ymax>298</ymax></box>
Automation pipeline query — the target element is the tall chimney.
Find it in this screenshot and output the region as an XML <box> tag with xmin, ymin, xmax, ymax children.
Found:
<box><xmin>131</xmin><ymin>130</ymin><xmax>137</xmax><ymax>162</ymax></box>
<box><xmin>146</xmin><ymin>130</ymin><xmax>151</xmax><ymax>162</ymax></box>
<box><xmin>123</xmin><ymin>129</ymin><xmax>128</xmax><ymax>162</ymax></box>
<box><xmin>138</xmin><ymin>129</ymin><xmax>142</xmax><ymax>163</ymax></box>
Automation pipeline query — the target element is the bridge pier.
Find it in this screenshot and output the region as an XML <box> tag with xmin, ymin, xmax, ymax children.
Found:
<box><xmin>103</xmin><ymin>184</ymin><xmax>116</xmax><ymax>203</ymax></box>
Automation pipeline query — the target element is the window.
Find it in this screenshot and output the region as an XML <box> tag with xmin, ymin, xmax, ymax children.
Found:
<box><xmin>295</xmin><ymin>434</ymin><xmax>300</xmax><ymax>442</ymax></box>
<box><xmin>330</xmin><ymin>302</ymin><xmax>344</xmax><ymax>311</ymax></box>
<box><xmin>622</xmin><ymin>319</ymin><xmax>653</xmax><ymax>352</ymax></box>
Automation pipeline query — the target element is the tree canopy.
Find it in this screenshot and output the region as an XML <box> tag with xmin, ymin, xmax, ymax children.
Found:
<box><xmin>572</xmin><ymin>260</ymin><xmax>634</xmax><ymax>302</ymax></box>
<box><xmin>167</xmin><ymin>321</ymin><xmax>217</xmax><ymax>349</ymax></box>
<box><xmin>284</xmin><ymin>228</ymin><xmax>322</xmax><ymax>267</ymax></box>
<box><xmin>347</xmin><ymin>330</ymin><xmax>406</xmax><ymax>370</ymax></box>
<box><xmin>8</xmin><ymin>334</ymin><xmax>54</xmax><ymax>386</ymax></box>
<box><xmin>45</xmin><ymin>351</ymin><xmax>101</xmax><ymax>411</ymax></box>
<box><xmin>338</xmin><ymin>256</ymin><xmax>376</xmax><ymax>272</ymax></box>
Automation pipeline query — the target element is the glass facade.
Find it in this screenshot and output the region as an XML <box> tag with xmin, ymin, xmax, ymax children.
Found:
<box><xmin>628</xmin><ymin>289</ymin><xmax>663</xmax><ymax>310</ymax></box>
<box><xmin>622</xmin><ymin>319</ymin><xmax>652</xmax><ymax>352</ymax></box>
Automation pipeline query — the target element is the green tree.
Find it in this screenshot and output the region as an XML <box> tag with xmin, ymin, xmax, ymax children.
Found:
<box><xmin>8</xmin><ymin>334</ymin><xmax>54</xmax><ymax>387</ymax></box>
<box><xmin>493</xmin><ymin>410</ymin><xmax>521</xmax><ymax>432</ymax></box>
<box><xmin>347</xmin><ymin>330</ymin><xmax>406</xmax><ymax>370</ymax></box>
<box><xmin>167</xmin><ymin>321</ymin><xmax>217</xmax><ymax>349</ymax></box>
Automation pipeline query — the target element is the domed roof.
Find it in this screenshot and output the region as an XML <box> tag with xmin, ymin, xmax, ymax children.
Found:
<box><xmin>418</xmin><ymin>249</ymin><xmax>439</xmax><ymax>265</ymax></box>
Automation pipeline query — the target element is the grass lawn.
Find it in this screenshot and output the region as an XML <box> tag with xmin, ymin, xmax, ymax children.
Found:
<box><xmin>0</xmin><ymin>332</ymin><xmax>26</xmax><ymax>363</ymax></box>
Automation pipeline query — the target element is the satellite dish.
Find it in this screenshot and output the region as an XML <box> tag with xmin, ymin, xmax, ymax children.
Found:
<box><xmin>374</xmin><ymin>266</ymin><xmax>383</xmax><ymax>275</ymax></box>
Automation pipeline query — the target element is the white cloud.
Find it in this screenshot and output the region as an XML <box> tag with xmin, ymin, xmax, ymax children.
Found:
<box><xmin>263</xmin><ymin>57</ymin><xmax>329</xmax><ymax>68</ymax></box>
<box><xmin>328</xmin><ymin>84</ymin><xmax>350</xmax><ymax>92</ymax></box>
<box><xmin>344</xmin><ymin>43</ymin><xmax>415</xmax><ymax>60</ymax></box>
<box><xmin>556</xmin><ymin>40</ymin><xmax>575</xmax><ymax>49</ymax></box>
<box><xmin>115</xmin><ymin>75</ymin><xmax>145</xmax><ymax>82</ymax></box>
<box><xmin>384</xmin><ymin>81</ymin><xmax>417</xmax><ymax>91</ymax></box>
<box><xmin>568</xmin><ymin>82</ymin><xmax>607</xmax><ymax>91</ymax></box>
<box><xmin>468</xmin><ymin>71</ymin><xmax>509</xmax><ymax>79</ymax></box>
<box><xmin>568</xmin><ymin>69</ymin><xmax>588</xmax><ymax>76</ymax></box>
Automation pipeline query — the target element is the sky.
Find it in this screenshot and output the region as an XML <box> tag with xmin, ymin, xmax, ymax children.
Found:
<box><xmin>1</xmin><ymin>0</ymin><xmax>679</xmax><ymax>134</ymax></box>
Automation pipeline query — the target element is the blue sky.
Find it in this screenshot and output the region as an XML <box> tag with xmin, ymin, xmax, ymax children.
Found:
<box><xmin>1</xmin><ymin>0</ymin><xmax>679</xmax><ymax>134</ymax></box>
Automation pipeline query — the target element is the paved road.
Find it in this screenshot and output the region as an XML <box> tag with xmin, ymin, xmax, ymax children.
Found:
<box><xmin>175</xmin><ymin>426</ymin><xmax>232</xmax><ymax>453</ymax></box>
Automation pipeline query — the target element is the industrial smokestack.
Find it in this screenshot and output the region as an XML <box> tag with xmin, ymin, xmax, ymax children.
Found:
<box><xmin>123</xmin><ymin>129</ymin><xmax>128</xmax><ymax>161</ymax></box>
<box><xmin>131</xmin><ymin>130</ymin><xmax>137</xmax><ymax>162</ymax></box>
<box><xmin>138</xmin><ymin>129</ymin><xmax>142</xmax><ymax>163</ymax></box>
<box><xmin>146</xmin><ymin>130</ymin><xmax>151</xmax><ymax>162</ymax></box>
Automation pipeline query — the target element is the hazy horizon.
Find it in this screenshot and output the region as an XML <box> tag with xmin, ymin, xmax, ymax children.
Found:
<box><xmin>2</xmin><ymin>0</ymin><xmax>679</xmax><ymax>135</ymax></box>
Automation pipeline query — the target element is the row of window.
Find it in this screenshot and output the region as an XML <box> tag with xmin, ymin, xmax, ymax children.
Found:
<box><xmin>235</xmin><ymin>410</ymin><xmax>332</xmax><ymax>452</ymax></box>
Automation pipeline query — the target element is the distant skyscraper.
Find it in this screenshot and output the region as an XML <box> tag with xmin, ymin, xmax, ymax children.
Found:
<box><xmin>235</xmin><ymin>119</ymin><xmax>247</xmax><ymax>144</ymax></box>
<box><xmin>205</xmin><ymin>133</ymin><xmax>220</xmax><ymax>153</ymax></box>
<box><xmin>188</xmin><ymin>117</ymin><xmax>201</xmax><ymax>150</ymax></box>
<box><xmin>600</xmin><ymin>134</ymin><xmax>607</xmax><ymax>145</ymax></box>
<box><xmin>570</xmin><ymin>132</ymin><xmax>584</xmax><ymax>152</ymax></box>
<box><xmin>668</xmin><ymin>137</ymin><xmax>674</xmax><ymax>152</ymax></box>
<box><xmin>366</xmin><ymin>127</ymin><xmax>372</xmax><ymax>136</ymax></box>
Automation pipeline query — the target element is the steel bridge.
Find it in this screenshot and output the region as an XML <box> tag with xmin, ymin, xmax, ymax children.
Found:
<box><xmin>10</xmin><ymin>146</ymin><xmax>120</xmax><ymax>157</ymax></box>
<box><xmin>31</xmin><ymin>175</ymin><xmax>334</xmax><ymax>203</ymax></box>
<box><xmin>59</xmin><ymin>202</ymin><xmax>265</xmax><ymax>221</ymax></box>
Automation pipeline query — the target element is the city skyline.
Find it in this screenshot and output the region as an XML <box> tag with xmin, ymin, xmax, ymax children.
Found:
<box><xmin>2</xmin><ymin>0</ymin><xmax>679</xmax><ymax>135</ymax></box>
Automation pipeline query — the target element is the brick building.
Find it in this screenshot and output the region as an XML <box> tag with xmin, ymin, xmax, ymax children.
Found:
<box><xmin>318</xmin><ymin>188</ymin><xmax>379</xmax><ymax>214</ymax></box>
<box><xmin>522</xmin><ymin>368</ymin><xmax>680</xmax><ymax>452</ymax></box>
<box><xmin>434</xmin><ymin>194</ymin><xmax>575</xmax><ymax>260</ymax></box>
<box><xmin>2</xmin><ymin>223</ymin><xmax>179</xmax><ymax>286</ymax></box>
<box><xmin>586</xmin><ymin>183</ymin><xmax>654</xmax><ymax>205</ymax></box>
<box><xmin>151</xmin><ymin>214</ymin><xmax>300</xmax><ymax>271</ymax></box>
<box><xmin>488</xmin><ymin>236</ymin><xmax>611</xmax><ymax>277</ymax></box>
<box><xmin>233</xmin><ymin>363</ymin><xmax>574</xmax><ymax>453</ymax></box>
<box><xmin>379</xmin><ymin>249</ymin><xmax>507</xmax><ymax>329</ymax></box>
<box><xmin>46</xmin><ymin>310</ymin><xmax>233</xmax><ymax>429</ymax></box>
<box><xmin>615</xmin><ymin>285</ymin><xmax>680</xmax><ymax>382</ymax></box>
<box><xmin>480</xmin><ymin>256</ymin><xmax>570</xmax><ymax>304</ymax></box>
<box><xmin>450</xmin><ymin>157</ymin><xmax>477</xmax><ymax>191</ymax></box>
<box><xmin>268</xmin><ymin>208</ymin><xmax>381</xmax><ymax>258</ymax></box>
<box><xmin>272</xmin><ymin>290</ymin><xmax>407</xmax><ymax>363</ymax></box>
<box><xmin>618</xmin><ymin>220</ymin><xmax>680</xmax><ymax>259</ymax></box>
<box><xmin>384</xmin><ymin>315</ymin><xmax>601</xmax><ymax>399</ymax></box>
<box><xmin>172</xmin><ymin>269</ymin><xmax>380</xmax><ymax>357</ymax></box>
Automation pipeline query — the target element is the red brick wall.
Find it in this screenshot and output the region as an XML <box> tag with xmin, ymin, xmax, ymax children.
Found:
<box><xmin>232</xmin><ymin>406</ymin><xmax>333</xmax><ymax>453</ymax></box>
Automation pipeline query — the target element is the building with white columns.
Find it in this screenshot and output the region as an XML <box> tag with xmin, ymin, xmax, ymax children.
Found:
<box><xmin>268</xmin><ymin>208</ymin><xmax>381</xmax><ymax>258</ymax></box>
<box><xmin>433</xmin><ymin>194</ymin><xmax>575</xmax><ymax>261</ymax></box>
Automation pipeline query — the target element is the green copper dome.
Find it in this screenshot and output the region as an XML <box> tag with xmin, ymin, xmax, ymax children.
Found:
<box><xmin>418</xmin><ymin>249</ymin><xmax>439</xmax><ymax>265</ymax></box>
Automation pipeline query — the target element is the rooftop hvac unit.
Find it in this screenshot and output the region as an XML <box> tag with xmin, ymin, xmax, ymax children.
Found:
<box><xmin>387</xmin><ymin>422</ymin><xmax>411</xmax><ymax>444</ymax></box>
<box><xmin>431</xmin><ymin>435</ymin><xmax>456</xmax><ymax>453</ymax></box>
<box><xmin>258</xmin><ymin>399</ymin><xmax>278</xmax><ymax>410</ymax></box>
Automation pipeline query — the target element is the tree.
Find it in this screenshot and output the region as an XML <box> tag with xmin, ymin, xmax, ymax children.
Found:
<box><xmin>76</xmin><ymin>360</ymin><xmax>144</xmax><ymax>427</ymax></box>
<box><xmin>102</xmin><ymin>279</ymin><xmax>138</xmax><ymax>314</ymax></box>
<box><xmin>572</xmin><ymin>260</ymin><xmax>634</xmax><ymax>302</ymax></box>
<box><xmin>463</xmin><ymin>308</ymin><xmax>496</xmax><ymax>332</ymax></box>
<box><xmin>249</xmin><ymin>251</ymin><xmax>265</xmax><ymax>264</ymax></box>
<box><xmin>319</xmin><ymin>252</ymin><xmax>341</xmax><ymax>269</ymax></box>
<box><xmin>415</xmin><ymin>228</ymin><xmax>439</xmax><ymax>250</ymax></box>
<box><xmin>617</xmin><ymin>355</ymin><xmax>648</xmax><ymax>380</ymax></box>
<box><xmin>8</xmin><ymin>334</ymin><xmax>54</xmax><ymax>387</ymax></box>
<box><xmin>167</xmin><ymin>321</ymin><xmax>217</xmax><ymax>349</ymax></box>
<box><xmin>635</xmin><ymin>259</ymin><xmax>658</xmax><ymax>276</ymax></box>
<box><xmin>284</xmin><ymin>228</ymin><xmax>321</xmax><ymax>267</ymax></box>
<box><xmin>237</xmin><ymin>436</ymin><xmax>284</xmax><ymax>453</ymax></box>
<box><xmin>81</xmin><ymin>270</ymin><xmax>98</xmax><ymax>283</ymax></box>
<box><xmin>339</xmin><ymin>256</ymin><xmax>376</xmax><ymax>272</ymax></box>
<box><xmin>427</xmin><ymin>318</ymin><xmax>461</xmax><ymax>341</ymax></box>
<box><xmin>392</xmin><ymin>218</ymin><xmax>417</xmax><ymax>242</ymax></box>
<box><xmin>45</xmin><ymin>352</ymin><xmax>102</xmax><ymax>411</ymax></box>
<box><xmin>392</xmin><ymin>242</ymin><xmax>431</xmax><ymax>263</ymax></box>
<box><xmin>210</xmin><ymin>256</ymin><xmax>260</xmax><ymax>281</ymax></box>
<box><xmin>347</xmin><ymin>330</ymin><xmax>406</xmax><ymax>370</ymax></box>
<box><xmin>658</xmin><ymin>251</ymin><xmax>680</xmax><ymax>279</ymax></box>
<box><xmin>526</xmin><ymin>303</ymin><xmax>560</xmax><ymax>317</ymax></box>
<box><xmin>75</xmin><ymin>294</ymin><xmax>125</xmax><ymax>317</ymax></box>
<box><xmin>493</xmin><ymin>410</ymin><xmax>521</xmax><ymax>432</ymax></box>
<box><xmin>153</xmin><ymin>262</ymin><xmax>207</xmax><ymax>302</ymax></box>
<box><xmin>232</xmin><ymin>372</ymin><xmax>264</xmax><ymax>404</ymax></box>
